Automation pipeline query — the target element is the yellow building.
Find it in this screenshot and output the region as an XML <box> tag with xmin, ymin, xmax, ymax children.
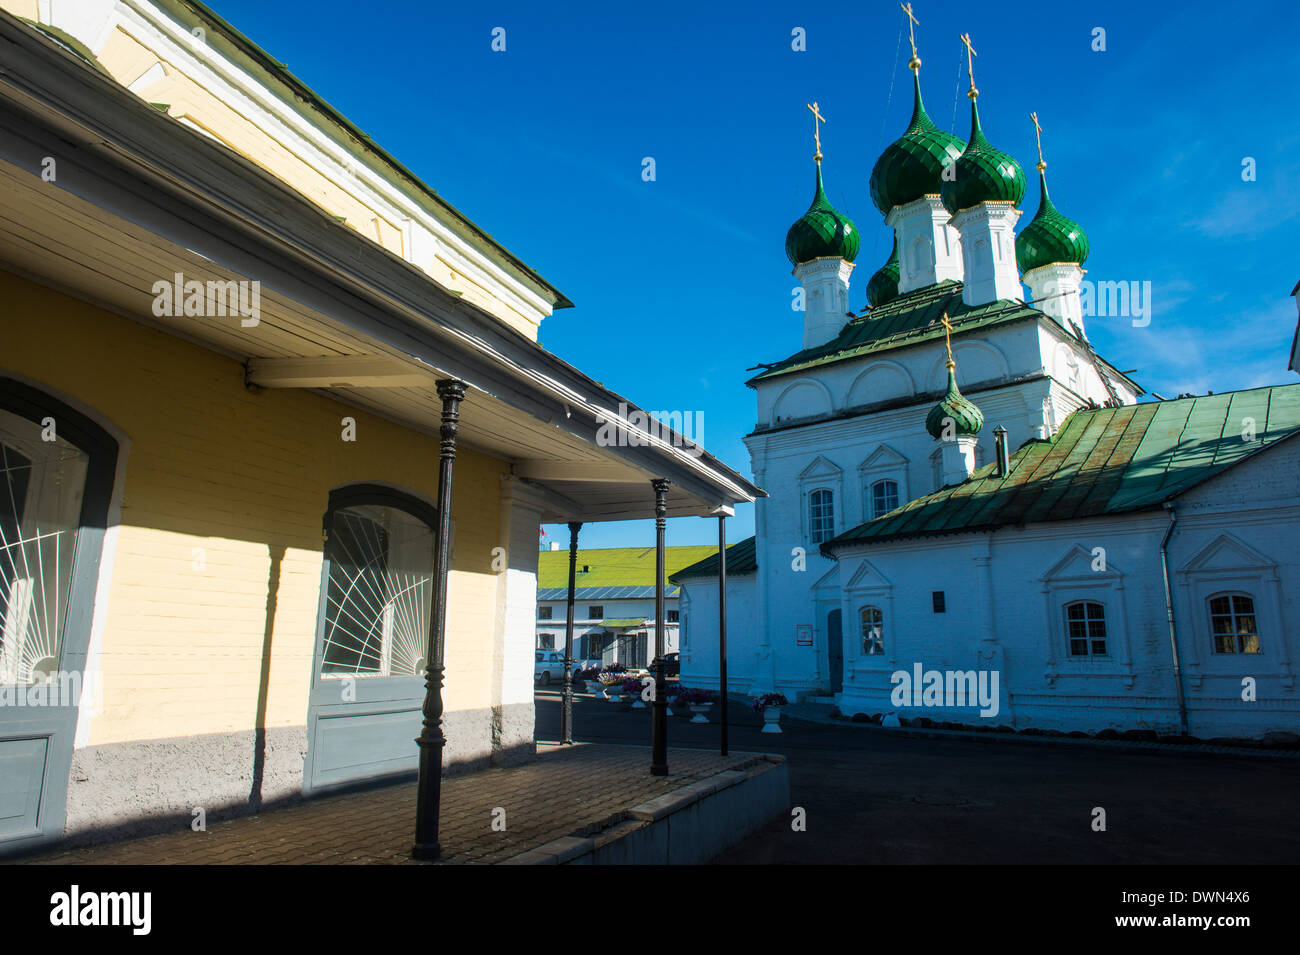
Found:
<box><xmin>0</xmin><ymin>2</ymin><xmax>760</xmax><ymax>855</ymax></box>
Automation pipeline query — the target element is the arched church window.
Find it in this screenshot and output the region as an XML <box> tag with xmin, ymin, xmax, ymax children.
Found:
<box><xmin>1065</xmin><ymin>600</ymin><xmax>1107</xmax><ymax>657</ymax></box>
<box><xmin>870</xmin><ymin>479</ymin><xmax>899</xmax><ymax>519</ymax></box>
<box><xmin>809</xmin><ymin>488</ymin><xmax>834</xmax><ymax>544</ymax></box>
<box><xmin>1208</xmin><ymin>593</ymin><xmax>1260</xmax><ymax>654</ymax></box>
<box><xmin>860</xmin><ymin>606</ymin><xmax>884</xmax><ymax>655</ymax></box>
<box><xmin>321</xmin><ymin>488</ymin><xmax>437</xmax><ymax>678</ymax></box>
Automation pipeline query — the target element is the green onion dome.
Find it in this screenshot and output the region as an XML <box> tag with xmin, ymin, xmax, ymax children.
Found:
<box><xmin>785</xmin><ymin>162</ymin><xmax>860</xmax><ymax>265</ymax></box>
<box><xmin>869</xmin><ymin>73</ymin><xmax>965</xmax><ymax>215</ymax></box>
<box><xmin>940</xmin><ymin>98</ymin><xmax>1026</xmax><ymax>214</ymax></box>
<box><xmin>865</xmin><ymin>237</ymin><xmax>900</xmax><ymax>308</ymax></box>
<box><xmin>925</xmin><ymin>362</ymin><xmax>984</xmax><ymax>439</ymax></box>
<box><xmin>1015</xmin><ymin>169</ymin><xmax>1089</xmax><ymax>273</ymax></box>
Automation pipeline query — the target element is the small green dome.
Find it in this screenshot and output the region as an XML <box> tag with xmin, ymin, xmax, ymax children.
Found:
<box><xmin>865</xmin><ymin>238</ymin><xmax>900</xmax><ymax>308</ymax></box>
<box><xmin>1015</xmin><ymin>169</ymin><xmax>1089</xmax><ymax>273</ymax></box>
<box><xmin>785</xmin><ymin>162</ymin><xmax>860</xmax><ymax>265</ymax></box>
<box><xmin>869</xmin><ymin>73</ymin><xmax>965</xmax><ymax>215</ymax></box>
<box><xmin>925</xmin><ymin>364</ymin><xmax>984</xmax><ymax>439</ymax></box>
<box><xmin>940</xmin><ymin>98</ymin><xmax>1026</xmax><ymax>214</ymax></box>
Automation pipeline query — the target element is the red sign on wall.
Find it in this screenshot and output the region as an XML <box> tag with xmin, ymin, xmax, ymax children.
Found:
<box><xmin>796</xmin><ymin>624</ymin><xmax>813</xmax><ymax>646</ymax></box>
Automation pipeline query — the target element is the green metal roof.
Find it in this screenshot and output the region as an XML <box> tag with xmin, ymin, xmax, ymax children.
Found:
<box><xmin>748</xmin><ymin>280</ymin><xmax>1038</xmax><ymax>384</ymax></box>
<box><xmin>1016</xmin><ymin>169</ymin><xmax>1089</xmax><ymax>273</ymax></box>
<box><xmin>538</xmin><ymin>546</ymin><xmax>716</xmax><ymax>590</ymax></box>
<box><xmin>865</xmin><ymin>237</ymin><xmax>900</xmax><ymax>308</ymax></box>
<box><xmin>868</xmin><ymin>71</ymin><xmax>965</xmax><ymax>214</ymax></box>
<box><xmin>824</xmin><ymin>384</ymin><xmax>1300</xmax><ymax>551</ymax></box>
<box><xmin>925</xmin><ymin>365</ymin><xmax>985</xmax><ymax>438</ymax></box>
<box><xmin>785</xmin><ymin>162</ymin><xmax>860</xmax><ymax>265</ymax></box>
<box><xmin>600</xmin><ymin>617</ymin><xmax>650</xmax><ymax>628</ymax></box>
<box><xmin>940</xmin><ymin>98</ymin><xmax>1026</xmax><ymax>214</ymax></box>
<box><xmin>669</xmin><ymin>536</ymin><xmax>758</xmax><ymax>581</ymax></box>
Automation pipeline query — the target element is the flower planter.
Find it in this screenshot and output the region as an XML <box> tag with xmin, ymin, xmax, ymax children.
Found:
<box><xmin>761</xmin><ymin>705</ymin><xmax>783</xmax><ymax>734</ymax></box>
<box><xmin>585</xmin><ymin>680</ymin><xmax>606</xmax><ymax>697</ymax></box>
<box><xmin>690</xmin><ymin>702</ymin><xmax>713</xmax><ymax>724</ymax></box>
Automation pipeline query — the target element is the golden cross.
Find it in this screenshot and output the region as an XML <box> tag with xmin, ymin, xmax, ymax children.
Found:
<box><xmin>960</xmin><ymin>32</ymin><xmax>978</xmax><ymax>97</ymax></box>
<box><xmin>807</xmin><ymin>101</ymin><xmax>826</xmax><ymax>161</ymax></box>
<box><xmin>900</xmin><ymin>3</ymin><xmax>921</xmax><ymax>68</ymax></box>
<box><xmin>941</xmin><ymin>311</ymin><xmax>955</xmax><ymax>366</ymax></box>
<box><xmin>1030</xmin><ymin>111</ymin><xmax>1046</xmax><ymax>171</ymax></box>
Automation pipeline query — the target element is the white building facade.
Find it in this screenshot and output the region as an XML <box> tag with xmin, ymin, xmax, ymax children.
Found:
<box><xmin>677</xmin><ymin>42</ymin><xmax>1300</xmax><ymax>738</ymax></box>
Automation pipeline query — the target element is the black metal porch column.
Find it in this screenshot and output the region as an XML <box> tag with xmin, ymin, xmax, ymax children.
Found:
<box><xmin>561</xmin><ymin>521</ymin><xmax>582</xmax><ymax>745</ymax></box>
<box><xmin>412</xmin><ymin>377</ymin><xmax>467</xmax><ymax>861</ymax></box>
<box><xmin>718</xmin><ymin>513</ymin><xmax>729</xmax><ymax>757</ymax></box>
<box><xmin>650</xmin><ymin>478</ymin><xmax>671</xmax><ymax>776</ymax></box>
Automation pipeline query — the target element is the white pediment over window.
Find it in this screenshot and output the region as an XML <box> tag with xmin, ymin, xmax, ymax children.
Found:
<box><xmin>799</xmin><ymin>455</ymin><xmax>843</xmax><ymax>481</ymax></box>
<box><xmin>811</xmin><ymin>564</ymin><xmax>841</xmax><ymax>593</ymax></box>
<box><xmin>858</xmin><ymin>444</ymin><xmax>908</xmax><ymax>474</ymax></box>
<box><xmin>1040</xmin><ymin>543</ymin><xmax>1123</xmax><ymax>583</ymax></box>
<box><xmin>845</xmin><ymin>559</ymin><xmax>892</xmax><ymax>593</ymax></box>
<box><xmin>1179</xmin><ymin>534</ymin><xmax>1275</xmax><ymax>575</ymax></box>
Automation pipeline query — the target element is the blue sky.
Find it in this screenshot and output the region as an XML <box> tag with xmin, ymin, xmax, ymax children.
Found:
<box><xmin>209</xmin><ymin>0</ymin><xmax>1300</xmax><ymax>548</ymax></box>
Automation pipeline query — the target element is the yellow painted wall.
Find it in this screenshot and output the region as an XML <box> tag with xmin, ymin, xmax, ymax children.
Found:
<box><xmin>0</xmin><ymin>270</ymin><xmax>506</xmax><ymax>746</ymax></box>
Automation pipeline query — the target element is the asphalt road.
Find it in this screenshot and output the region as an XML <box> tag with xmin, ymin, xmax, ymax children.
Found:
<box><xmin>535</xmin><ymin>688</ymin><xmax>1300</xmax><ymax>864</ymax></box>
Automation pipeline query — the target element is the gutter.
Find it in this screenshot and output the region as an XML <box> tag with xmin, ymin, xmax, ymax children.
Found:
<box><xmin>1159</xmin><ymin>504</ymin><xmax>1189</xmax><ymax>736</ymax></box>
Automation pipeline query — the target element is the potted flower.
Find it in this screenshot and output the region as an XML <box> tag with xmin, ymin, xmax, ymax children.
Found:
<box><xmin>662</xmin><ymin>682</ymin><xmax>682</xmax><ymax>716</ymax></box>
<box><xmin>678</xmin><ymin>687</ymin><xmax>716</xmax><ymax>723</ymax></box>
<box><xmin>751</xmin><ymin>692</ymin><xmax>789</xmax><ymax>734</ymax></box>
<box><xmin>622</xmin><ymin>676</ymin><xmax>649</xmax><ymax>708</ymax></box>
<box><xmin>597</xmin><ymin>670</ymin><xmax>626</xmax><ymax>701</ymax></box>
<box><xmin>577</xmin><ymin>667</ymin><xmax>604</xmax><ymax>696</ymax></box>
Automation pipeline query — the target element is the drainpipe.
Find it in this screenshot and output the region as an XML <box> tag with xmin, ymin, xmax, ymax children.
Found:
<box><xmin>1159</xmin><ymin>504</ymin><xmax>1189</xmax><ymax>736</ymax></box>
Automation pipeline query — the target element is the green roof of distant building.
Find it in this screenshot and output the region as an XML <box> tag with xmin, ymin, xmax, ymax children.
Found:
<box><xmin>537</xmin><ymin>545</ymin><xmax>717</xmax><ymax>590</ymax></box>
<box><xmin>824</xmin><ymin>385</ymin><xmax>1300</xmax><ymax>550</ymax></box>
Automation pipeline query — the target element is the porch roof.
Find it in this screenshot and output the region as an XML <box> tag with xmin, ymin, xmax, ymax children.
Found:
<box><xmin>0</xmin><ymin>11</ymin><xmax>763</xmax><ymax>523</ymax></box>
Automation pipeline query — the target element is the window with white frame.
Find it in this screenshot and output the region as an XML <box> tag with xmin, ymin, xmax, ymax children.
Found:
<box><xmin>809</xmin><ymin>488</ymin><xmax>835</xmax><ymax>544</ymax></box>
<box><xmin>1209</xmin><ymin>593</ymin><xmax>1260</xmax><ymax>654</ymax></box>
<box><xmin>538</xmin><ymin>605</ymin><xmax>552</xmax><ymax>619</ymax></box>
<box><xmin>870</xmin><ymin>479</ymin><xmax>899</xmax><ymax>519</ymax></box>
<box><xmin>1065</xmin><ymin>600</ymin><xmax>1107</xmax><ymax>657</ymax></box>
<box><xmin>860</xmin><ymin>605</ymin><xmax>884</xmax><ymax>655</ymax></box>
<box><xmin>537</xmin><ymin>633</ymin><xmax>555</xmax><ymax>649</ymax></box>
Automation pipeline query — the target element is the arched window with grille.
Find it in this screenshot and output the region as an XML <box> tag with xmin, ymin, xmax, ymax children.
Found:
<box><xmin>870</xmin><ymin>479</ymin><xmax>899</xmax><ymax>519</ymax></box>
<box><xmin>1208</xmin><ymin>593</ymin><xmax>1260</xmax><ymax>654</ymax></box>
<box><xmin>860</xmin><ymin>605</ymin><xmax>884</xmax><ymax>655</ymax></box>
<box><xmin>809</xmin><ymin>488</ymin><xmax>834</xmax><ymax>544</ymax></box>
<box><xmin>319</xmin><ymin>486</ymin><xmax>438</xmax><ymax>679</ymax></box>
<box><xmin>1065</xmin><ymin>600</ymin><xmax>1107</xmax><ymax>657</ymax></box>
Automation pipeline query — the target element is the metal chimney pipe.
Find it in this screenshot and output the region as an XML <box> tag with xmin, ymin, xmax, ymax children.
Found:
<box><xmin>993</xmin><ymin>425</ymin><xmax>1010</xmax><ymax>477</ymax></box>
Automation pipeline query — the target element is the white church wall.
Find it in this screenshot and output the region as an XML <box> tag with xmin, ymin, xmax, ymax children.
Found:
<box><xmin>755</xmin><ymin>319</ymin><xmax>1069</xmax><ymax>429</ymax></box>
<box><xmin>678</xmin><ymin>574</ymin><xmax>760</xmax><ymax>691</ymax></box>
<box><xmin>831</xmin><ymin>438</ymin><xmax>1300</xmax><ymax>737</ymax></box>
<box><xmin>1167</xmin><ymin>438</ymin><xmax>1300</xmax><ymax>738</ymax></box>
<box><xmin>1035</xmin><ymin>323</ymin><xmax>1140</xmax><ymax>410</ymax></box>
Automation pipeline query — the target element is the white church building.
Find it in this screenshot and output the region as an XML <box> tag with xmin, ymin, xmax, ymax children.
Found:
<box><xmin>675</xmin><ymin>28</ymin><xmax>1300</xmax><ymax>738</ymax></box>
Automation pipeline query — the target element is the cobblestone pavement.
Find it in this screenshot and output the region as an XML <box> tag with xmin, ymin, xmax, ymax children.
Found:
<box><xmin>19</xmin><ymin>744</ymin><xmax>760</xmax><ymax>865</ymax></box>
